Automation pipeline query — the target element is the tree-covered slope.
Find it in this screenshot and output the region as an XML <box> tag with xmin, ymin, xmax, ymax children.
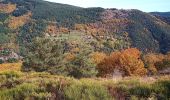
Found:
<box><xmin>151</xmin><ymin>12</ymin><xmax>170</xmax><ymax>25</ymax></box>
<box><xmin>0</xmin><ymin>0</ymin><xmax>170</xmax><ymax>54</ymax></box>
<box><xmin>128</xmin><ymin>10</ymin><xmax>170</xmax><ymax>53</ymax></box>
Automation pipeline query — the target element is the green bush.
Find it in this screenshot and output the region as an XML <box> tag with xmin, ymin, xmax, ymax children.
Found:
<box><xmin>32</xmin><ymin>92</ymin><xmax>53</xmax><ymax>100</ymax></box>
<box><xmin>0</xmin><ymin>59</ymin><xmax>4</xmax><ymax>64</ymax></box>
<box><xmin>0</xmin><ymin>71</ymin><xmax>22</xmax><ymax>78</ymax></box>
<box><xmin>129</xmin><ymin>84</ymin><xmax>152</xmax><ymax>98</ymax></box>
<box><xmin>0</xmin><ymin>49</ymin><xmax>12</xmax><ymax>56</ymax></box>
<box><xmin>7</xmin><ymin>58</ymin><xmax>18</xmax><ymax>63</ymax></box>
<box><xmin>63</xmin><ymin>80</ymin><xmax>112</xmax><ymax>100</ymax></box>
<box><xmin>0</xmin><ymin>83</ymin><xmax>38</xmax><ymax>100</ymax></box>
<box><xmin>152</xmin><ymin>80</ymin><xmax>170</xmax><ymax>99</ymax></box>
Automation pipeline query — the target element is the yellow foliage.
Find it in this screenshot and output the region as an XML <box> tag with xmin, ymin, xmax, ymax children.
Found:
<box><xmin>90</xmin><ymin>52</ymin><xmax>107</xmax><ymax>64</ymax></box>
<box><xmin>71</xmin><ymin>48</ymin><xmax>80</xmax><ymax>53</ymax></box>
<box><xmin>0</xmin><ymin>62</ymin><xmax>22</xmax><ymax>72</ymax></box>
<box><xmin>0</xmin><ymin>3</ymin><xmax>16</xmax><ymax>13</ymax></box>
<box><xmin>8</xmin><ymin>12</ymin><xmax>32</xmax><ymax>29</ymax></box>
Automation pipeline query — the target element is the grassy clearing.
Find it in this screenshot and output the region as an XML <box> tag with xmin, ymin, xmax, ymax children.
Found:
<box><xmin>0</xmin><ymin>71</ymin><xmax>169</xmax><ymax>100</ymax></box>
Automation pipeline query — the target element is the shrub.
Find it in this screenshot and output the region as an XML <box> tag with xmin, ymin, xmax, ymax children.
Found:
<box><xmin>7</xmin><ymin>58</ymin><xmax>18</xmax><ymax>63</ymax></box>
<box><xmin>152</xmin><ymin>80</ymin><xmax>170</xmax><ymax>99</ymax></box>
<box><xmin>129</xmin><ymin>84</ymin><xmax>153</xmax><ymax>98</ymax></box>
<box><xmin>32</xmin><ymin>92</ymin><xmax>53</xmax><ymax>100</ymax></box>
<box><xmin>0</xmin><ymin>83</ymin><xmax>38</xmax><ymax>100</ymax></box>
<box><xmin>0</xmin><ymin>49</ymin><xmax>11</xmax><ymax>56</ymax></box>
<box><xmin>0</xmin><ymin>59</ymin><xmax>4</xmax><ymax>64</ymax></box>
<box><xmin>109</xmin><ymin>84</ymin><xmax>129</xmax><ymax>100</ymax></box>
<box><xmin>0</xmin><ymin>71</ymin><xmax>22</xmax><ymax>78</ymax></box>
<box><xmin>63</xmin><ymin>80</ymin><xmax>112</xmax><ymax>100</ymax></box>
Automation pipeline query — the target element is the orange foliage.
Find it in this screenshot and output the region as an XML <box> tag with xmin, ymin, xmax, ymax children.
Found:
<box><xmin>74</xmin><ymin>24</ymin><xmax>87</xmax><ymax>31</ymax></box>
<box><xmin>45</xmin><ymin>25</ymin><xmax>59</xmax><ymax>36</ymax></box>
<box><xmin>143</xmin><ymin>53</ymin><xmax>165</xmax><ymax>74</ymax></box>
<box><xmin>119</xmin><ymin>49</ymin><xmax>147</xmax><ymax>76</ymax></box>
<box><xmin>8</xmin><ymin>12</ymin><xmax>32</xmax><ymax>29</ymax></box>
<box><xmin>122</xmin><ymin>48</ymin><xmax>141</xmax><ymax>59</ymax></box>
<box><xmin>64</xmin><ymin>53</ymin><xmax>75</xmax><ymax>61</ymax></box>
<box><xmin>0</xmin><ymin>3</ymin><xmax>16</xmax><ymax>13</ymax></box>
<box><xmin>102</xmin><ymin>19</ymin><xmax>129</xmax><ymax>24</ymax></box>
<box><xmin>97</xmin><ymin>52</ymin><xmax>120</xmax><ymax>77</ymax></box>
<box><xmin>97</xmin><ymin>48</ymin><xmax>147</xmax><ymax>77</ymax></box>
<box><xmin>0</xmin><ymin>62</ymin><xmax>22</xmax><ymax>72</ymax></box>
<box><xmin>59</xmin><ymin>27</ymin><xmax>69</xmax><ymax>33</ymax></box>
<box><xmin>90</xmin><ymin>52</ymin><xmax>107</xmax><ymax>64</ymax></box>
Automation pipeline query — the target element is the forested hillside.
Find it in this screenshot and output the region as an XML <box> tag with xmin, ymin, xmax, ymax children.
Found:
<box><xmin>0</xmin><ymin>0</ymin><xmax>170</xmax><ymax>75</ymax></box>
<box><xmin>151</xmin><ymin>12</ymin><xmax>170</xmax><ymax>25</ymax></box>
<box><xmin>0</xmin><ymin>0</ymin><xmax>170</xmax><ymax>99</ymax></box>
<box><xmin>0</xmin><ymin>0</ymin><xmax>170</xmax><ymax>55</ymax></box>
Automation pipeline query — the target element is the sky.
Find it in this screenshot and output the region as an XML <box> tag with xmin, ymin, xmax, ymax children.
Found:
<box><xmin>45</xmin><ymin>0</ymin><xmax>170</xmax><ymax>12</ymax></box>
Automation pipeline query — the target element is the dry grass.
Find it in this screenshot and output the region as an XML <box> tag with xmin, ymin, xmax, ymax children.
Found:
<box><xmin>0</xmin><ymin>62</ymin><xmax>22</xmax><ymax>72</ymax></box>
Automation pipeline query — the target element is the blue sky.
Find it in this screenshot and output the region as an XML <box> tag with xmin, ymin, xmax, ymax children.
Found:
<box><xmin>46</xmin><ymin>0</ymin><xmax>170</xmax><ymax>12</ymax></box>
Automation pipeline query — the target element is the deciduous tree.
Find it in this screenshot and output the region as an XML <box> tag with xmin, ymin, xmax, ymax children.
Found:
<box><xmin>97</xmin><ymin>48</ymin><xmax>147</xmax><ymax>77</ymax></box>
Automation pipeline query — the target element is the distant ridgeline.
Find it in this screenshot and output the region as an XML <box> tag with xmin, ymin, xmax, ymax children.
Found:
<box><xmin>0</xmin><ymin>0</ymin><xmax>170</xmax><ymax>56</ymax></box>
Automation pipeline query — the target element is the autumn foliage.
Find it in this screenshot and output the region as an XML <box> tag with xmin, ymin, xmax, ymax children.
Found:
<box><xmin>90</xmin><ymin>52</ymin><xmax>107</xmax><ymax>64</ymax></box>
<box><xmin>143</xmin><ymin>53</ymin><xmax>165</xmax><ymax>74</ymax></box>
<box><xmin>0</xmin><ymin>3</ymin><xmax>16</xmax><ymax>13</ymax></box>
<box><xmin>97</xmin><ymin>48</ymin><xmax>147</xmax><ymax>77</ymax></box>
<box><xmin>64</xmin><ymin>53</ymin><xmax>76</xmax><ymax>61</ymax></box>
<box><xmin>0</xmin><ymin>62</ymin><xmax>22</xmax><ymax>72</ymax></box>
<box><xmin>45</xmin><ymin>24</ymin><xmax>59</xmax><ymax>36</ymax></box>
<box><xmin>8</xmin><ymin>12</ymin><xmax>32</xmax><ymax>29</ymax></box>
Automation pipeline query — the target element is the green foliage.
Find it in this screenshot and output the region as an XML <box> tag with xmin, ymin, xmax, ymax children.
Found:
<box><xmin>0</xmin><ymin>71</ymin><xmax>22</xmax><ymax>78</ymax></box>
<box><xmin>0</xmin><ymin>72</ymin><xmax>169</xmax><ymax>100</ymax></box>
<box><xmin>0</xmin><ymin>13</ymin><xmax>9</xmax><ymax>22</ymax></box>
<box><xmin>31</xmin><ymin>92</ymin><xmax>53</xmax><ymax>100</ymax></box>
<box><xmin>7</xmin><ymin>58</ymin><xmax>18</xmax><ymax>63</ymax></box>
<box><xmin>128</xmin><ymin>10</ymin><xmax>170</xmax><ymax>53</ymax></box>
<box><xmin>23</xmin><ymin>37</ymin><xmax>65</xmax><ymax>72</ymax></box>
<box><xmin>0</xmin><ymin>49</ymin><xmax>11</xmax><ymax>56</ymax></box>
<box><xmin>0</xmin><ymin>83</ymin><xmax>38</xmax><ymax>100</ymax></box>
<box><xmin>18</xmin><ymin>20</ymin><xmax>47</xmax><ymax>56</ymax></box>
<box><xmin>66</xmin><ymin>45</ymin><xmax>97</xmax><ymax>78</ymax></box>
<box><xmin>23</xmin><ymin>36</ymin><xmax>97</xmax><ymax>78</ymax></box>
<box><xmin>64</xmin><ymin>81</ymin><xmax>112</xmax><ymax>100</ymax></box>
<box><xmin>152</xmin><ymin>80</ymin><xmax>170</xmax><ymax>99</ymax></box>
<box><xmin>0</xmin><ymin>25</ymin><xmax>12</xmax><ymax>44</ymax></box>
<box><xmin>31</xmin><ymin>1</ymin><xmax>104</xmax><ymax>27</ymax></box>
<box><xmin>4</xmin><ymin>0</ymin><xmax>104</xmax><ymax>28</ymax></box>
<box><xmin>129</xmin><ymin>84</ymin><xmax>153</xmax><ymax>98</ymax></box>
<box><xmin>0</xmin><ymin>59</ymin><xmax>4</xmax><ymax>64</ymax></box>
<box><xmin>1</xmin><ymin>0</ymin><xmax>170</xmax><ymax>56</ymax></box>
